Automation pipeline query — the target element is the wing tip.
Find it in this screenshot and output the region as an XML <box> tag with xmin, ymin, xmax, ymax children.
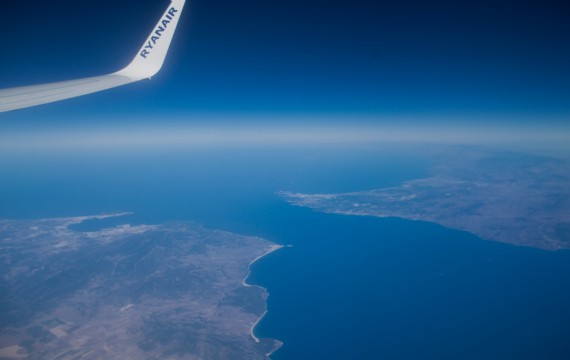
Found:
<box><xmin>117</xmin><ymin>0</ymin><xmax>186</xmax><ymax>79</ymax></box>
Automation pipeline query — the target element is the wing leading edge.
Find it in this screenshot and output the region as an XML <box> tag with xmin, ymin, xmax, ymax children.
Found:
<box><xmin>0</xmin><ymin>0</ymin><xmax>186</xmax><ymax>113</ymax></box>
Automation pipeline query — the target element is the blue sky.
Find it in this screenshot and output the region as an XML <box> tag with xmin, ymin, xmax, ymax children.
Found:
<box><xmin>0</xmin><ymin>0</ymin><xmax>569</xmax><ymax>131</ymax></box>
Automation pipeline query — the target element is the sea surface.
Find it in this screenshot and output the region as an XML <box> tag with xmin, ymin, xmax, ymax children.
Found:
<box><xmin>2</xmin><ymin>145</ymin><xmax>570</xmax><ymax>359</ymax></box>
<box><xmin>247</xmin><ymin>204</ymin><xmax>570</xmax><ymax>359</ymax></box>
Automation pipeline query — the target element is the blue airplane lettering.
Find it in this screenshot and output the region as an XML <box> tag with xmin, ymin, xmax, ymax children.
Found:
<box><xmin>139</xmin><ymin>7</ymin><xmax>178</xmax><ymax>59</ymax></box>
<box><xmin>155</xmin><ymin>26</ymin><xmax>165</xmax><ymax>37</ymax></box>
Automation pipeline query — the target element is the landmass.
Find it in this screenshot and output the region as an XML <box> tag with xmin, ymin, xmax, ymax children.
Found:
<box><xmin>0</xmin><ymin>214</ymin><xmax>281</xmax><ymax>359</ymax></box>
<box><xmin>282</xmin><ymin>147</ymin><xmax>570</xmax><ymax>250</ymax></box>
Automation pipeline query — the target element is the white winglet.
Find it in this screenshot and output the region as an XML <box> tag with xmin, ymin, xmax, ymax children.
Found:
<box><xmin>118</xmin><ymin>0</ymin><xmax>187</xmax><ymax>79</ymax></box>
<box><xmin>0</xmin><ymin>0</ymin><xmax>186</xmax><ymax>113</ymax></box>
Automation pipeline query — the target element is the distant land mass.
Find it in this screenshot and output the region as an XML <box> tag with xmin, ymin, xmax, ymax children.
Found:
<box><xmin>0</xmin><ymin>215</ymin><xmax>281</xmax><ymax>359</ymax></box>
<box><xmin>283</xmin><ymin>147</ymin><xmax>570</xmax><ymax>250</ymax></box>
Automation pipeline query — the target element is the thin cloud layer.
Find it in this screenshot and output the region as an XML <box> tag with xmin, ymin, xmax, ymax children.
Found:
<box><xmin>1</xmin><ymin>122</ymin><xmax>568</xmax><ymax>152</ymax></box>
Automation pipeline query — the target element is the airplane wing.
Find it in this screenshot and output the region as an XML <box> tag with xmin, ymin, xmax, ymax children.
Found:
<box><xmin>0</xmin><ymin>0</ymin><xmax>186</xmax><ymax>113</ymax></box>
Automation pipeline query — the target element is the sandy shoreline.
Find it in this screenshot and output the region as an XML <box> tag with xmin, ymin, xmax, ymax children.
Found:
<box><xmin>242</xmin><ymin>243</ymin><xmax>286</xmax><ymax>351</ymax></box>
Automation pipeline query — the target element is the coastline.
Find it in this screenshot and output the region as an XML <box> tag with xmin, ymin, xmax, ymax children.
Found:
<box><xmin>243</xmin><ymin>243</ymin><xmax>287</xmax><ymax>356</ymax></box>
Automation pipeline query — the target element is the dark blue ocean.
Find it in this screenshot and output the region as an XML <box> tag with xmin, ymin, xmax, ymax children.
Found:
<box><xmin>2</xmin><ymin>145</ymin><xmax>570</xmax><ymax>359</ymax></box>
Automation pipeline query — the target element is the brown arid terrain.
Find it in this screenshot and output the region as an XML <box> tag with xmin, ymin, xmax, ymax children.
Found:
<box><xmin>283</xmin><ymin>147</ymin><xmax>570</xmax><ymax>250</ymax></box>
<box><xmin>0</xmin><ymin>215</ymin><xmax>281</xmax><ymax>359</ymax></box>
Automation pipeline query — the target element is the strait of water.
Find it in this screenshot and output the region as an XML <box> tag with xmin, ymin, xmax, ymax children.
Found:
<box><xmin>2</xmin><ymin>145</ymin><xmax>570</xmax><ymax>359</ymax></box>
